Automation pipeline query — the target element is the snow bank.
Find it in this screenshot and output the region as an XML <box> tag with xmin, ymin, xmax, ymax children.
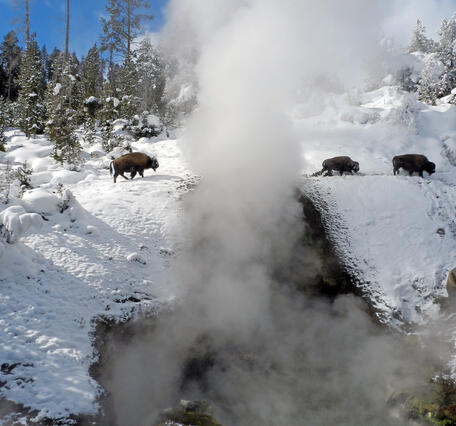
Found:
<box><xmin>22</xmin><ymin>188</ymin><xmax>60</xmax><ymax>215</ymax></box>
<box><xmin>0</xmin><ymin>205</ymin><xmax>42</xmax><ymax>244</ymax></box>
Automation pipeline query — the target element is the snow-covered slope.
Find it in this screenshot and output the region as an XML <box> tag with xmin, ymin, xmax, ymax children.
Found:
<box><xmin>298</xmin><ymin>87</ymin><xmax>456</xmax><ymax>331</ymax></box>
<box><xmin>0</xmin><ymin>133</ymin><xmax>191</xmax><ymax>421</ymax></box>
<box><xmin>1</xmin><ymin>84</ymin><xmax>456</xmax><ymax>421</ymax></box>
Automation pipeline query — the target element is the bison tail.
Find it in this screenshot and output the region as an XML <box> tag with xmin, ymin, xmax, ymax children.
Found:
<box><xmin>109</xmin><ymin>161</ymin><xmax>113</xmax><ymax>176</ymax></box>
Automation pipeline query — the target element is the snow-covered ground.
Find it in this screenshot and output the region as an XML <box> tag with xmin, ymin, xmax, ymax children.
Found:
<box><xmin>1</xmin><ymin>84</ymin><xmax>456</xmax><ymax>421</ymax></box>
<box><xmin>298</xmin><ymin>86</ymin><xmax>456</xmax><ymax>332</ymax></box>
<box><xmin>0</xmin><ymin>132</ymin><xmax>192</xmax><ymax>421</ymax></box>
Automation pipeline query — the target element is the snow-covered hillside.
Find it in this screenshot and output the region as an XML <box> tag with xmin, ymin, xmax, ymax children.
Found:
<box><xmin>1</xmin><ymin>84</ymin><xmax>456</xmax><ymax>421</ymax></box>
<box><xmin>0</xmin><ymin>132</ymin><xmax>192</xmax><ymax>421</ymax></box>
<box><xmin>298</xmin><ymin>86</ymin><xmax>456</xmax><ymax>335</ymax></box>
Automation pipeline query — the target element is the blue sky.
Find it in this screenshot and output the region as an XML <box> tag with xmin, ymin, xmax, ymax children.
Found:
<box><xmin>0</xmin><ymin>0</ymin><xmax>168</xmax><ymax>56</ymax></box>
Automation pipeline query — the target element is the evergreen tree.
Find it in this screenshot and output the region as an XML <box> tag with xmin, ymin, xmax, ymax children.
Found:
<box><xmin>81</xmin><ymin>44</ymin><xmax>104</xmax><ymax>99</ymax></box>
<box><xmin>136</xmin><ymin>38</ymin><xmax>167</xmax><ymax>116</ymax></box>
<box><xmin>100</xmin><ymin>0</ymin><xmax>123</xmax><ymax>69</ymax></box>
<box><xmin>100</xmin><ymin>0</ymin><xmax>152</xmax><ymax>62</ymax></box>
<box><xmin>45</xmin><ymin>53</ymin><xmax>82</xmax><ymax>168</ymax></box>
<box><xmin>0</xmin><ymin>31</ymin><xmax>22</xmax><ymax>101</ymax></box>
<box><xmin>118</xmin><ymin>54</ymin><xmax>140</xmax><ymax>121</ymax></box>
<box><xmin>437</xmin><ymin>15</ymin><xmax>456</xmax><ymax>96</ymax></box>
<box><xmin>408</xmin><ymin>20</ymin><xmax>434</xmax><ymax>53</ymax></box>
<box><xmin>45</xmin><ymin>48</ymin><xmax>62</xmax><ymax>82</ymax></box>
<box><xmin>418</xmin><ymin>58</ymin><xmax>440</xmax><ymax>105</ymax></box>
<box><xmin>16</xmin><ymin>37</ymin><xmax>46</xmax><ymax>137</ymax></box>
<box><xmin>0</xmin><ymin>99</ymin><xmax>7</xmax><ymax>151</ymax></box>
<box><xmin>0</xmin><ymin>66</ymin><xmax>6</xmax><ymax>100</ymax></box>
<box><xmin>99</xmin><ymin>86</ymin><xmax>121</xmax><ymax>152</ymax></box>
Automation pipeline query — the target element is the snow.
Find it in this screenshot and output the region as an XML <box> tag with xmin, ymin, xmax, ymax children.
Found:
<box><xmin>298</xmin><ymin>87</ymin><xmax>456</xmax><ymax>332</ymax></box>
<box><xmin>53</xmin><ymin>83</ymin><xmax>62</xmax><ymax>96</ymax></box>
<box><xmin>1</xmin><ymin>61</ymin><xmax>456</xmax><ymax>422</ymax></box>
<box><xmin>0</xmin><ymin>205</ymin><xmax>42</xmax><ymax>244</ymax></box>
<box><xmin>0</xmin><ymin>131</ymin><xmax>191</xmax><ymax>421</ymax></box>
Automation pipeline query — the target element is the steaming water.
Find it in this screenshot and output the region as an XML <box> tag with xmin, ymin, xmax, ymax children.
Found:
<box><xmin>97</xmin><ymin>193</ymin><xmax>433</xmax><ymax>426</ymax></box>
<box><xmin>97</xmin><ymin>1</ymin><xmax>450</xmax><ymax>424</ymax></box>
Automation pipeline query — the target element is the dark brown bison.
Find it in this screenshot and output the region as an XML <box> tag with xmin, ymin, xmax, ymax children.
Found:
<box><xmin>109</xmin><ymin>152</ymin><xmax>159</xmax><ymax>183</ymax></box>
<box><xmin>316</xmin><ymin>156</ymin><xmax>360</xmax><ymax>176</ymax></box>
<box><xmin>392</xmin><ymin>154</ymin><xmax>435</xmax><ymax>177</ymax></box>
<box><xmin>447</xmin><ymin>267</ymin><xmax>456</xmax><ymax>298</ymax></box>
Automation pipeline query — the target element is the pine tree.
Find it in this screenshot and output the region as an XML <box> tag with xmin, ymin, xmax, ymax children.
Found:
<box><xmin>0</xmin><ymin>99</ymin><xmax>7</xmax><ymax>152</ymax></box>
<box><xmin>45</xmin><ymin>53</ymin><xmax>82</xmax><ymax>168</ymax></box>
<box><xmin>81</xmin><ymin>44</ymin><xmax>104</xmax><ymax>99</ymax></box>
<box><xmin>408</xmin><ymin>20</ymin><xmax>434</xmax><ymax>53</ymax></box>
<box><xmin>80</xmin><ymin>44</ymin><xmax>104</xmax><ymax>142</ymax></box>
<box><xmin>136</xmin><ymin>38</ymin><xmax>167</xmax><ymax>115</ymax></box>
<box><xmin>16</xmin><ymin>37</ymin><xmax>46</xmax><ymax>137</ymax></box>
<box><xmin>15</xmin><ymin>160</ymin><xmax>33</xmax><ymax>196</ymax></box>
<box><xmin>45</xmin><ymin>48</ymin><xmax>62</xmax><ymax>82</ymax></box>
<box><xmin>99</xmin><ymin>86</ymin><xmax>121</xmax><ymax>152</ymax></box>
<box><xmin>100</xmin><ymin>0</ymin><xmax>153</xmax><ymax>62</ymax></box>
<box><xmin>437</xmin><ymin>15</ymin><xmax>456</xmax><ymax>97</ymax></box>
<box><xmin>418</xmin><ymin>58</ymin><xmax>440</xmax><ymax>105</ymax></box>
<box><xmin>118</xmin><ymin>54</ymin><xmax>140</xmax><ymax>121</ymax></box>
<box><xmin>0</xmin><ymin>31</ymin><xmax>22</xmax><ymax>101</ymax></box>
<box><xmin>0</xmin><ymin>66</ymin><xmax>6</xmax><ymax>100</ymax></box>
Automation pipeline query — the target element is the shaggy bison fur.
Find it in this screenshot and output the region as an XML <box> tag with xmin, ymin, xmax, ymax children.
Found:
<box><xmin>392</xmin><ymin>154</ymin><xmax>435</xmax><ymax>177</ymax></box>
<box><xmin>109</xmin><ymin>152</ymin><xmax>159</xmax><ymax>183</ymax></box>
<box><xmin>447</xmin><ymin>267</ymin><xmax>456</xmax><ymax>298</ymax></box>
<box><xmin>317</xmin><ymin>156</ymin><xmax>360</xmax><ymax>176</ymax></box>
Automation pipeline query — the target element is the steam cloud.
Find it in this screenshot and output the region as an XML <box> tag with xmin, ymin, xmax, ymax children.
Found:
<box><xmin>101</xmin><ymin>1</ymin><xmax>447</xmax><ymax>425</ymax></box>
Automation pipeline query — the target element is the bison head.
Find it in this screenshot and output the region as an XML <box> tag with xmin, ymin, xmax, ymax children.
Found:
<box><xmin>352</xmin><ymin>161</ymin><xmax>360</xmax><ymax>173</ymax></box>
<box><xmin>149</xmin><ymin>156</ymin><xmax>159</xmax><ymax>171</ymax></box>
<box><xmin>425</xmin><ymin>161</ymin><xmax>436</xmax><ymax>175</ymax></box>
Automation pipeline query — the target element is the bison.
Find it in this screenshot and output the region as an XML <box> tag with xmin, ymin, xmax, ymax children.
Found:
<box><xmin>392</xmin><ymin>154</ymin><xmax>435</xmax><ymax>177</ymax></box>
<box><xmin>447</xmin><ymin>267</ymin><xmax>456</xmax><ymax>298</ymax></box>
<box><xmin>109</xmin><ymin>152</ymin><xmax>159</xmax><ymax>183</ymax></box>
<box><xmin>316</xmin><ymin>156</ymin><xmax>360</xmax><ymax>176</ymax></box>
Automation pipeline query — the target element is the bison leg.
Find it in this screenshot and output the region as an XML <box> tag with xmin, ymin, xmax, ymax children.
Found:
<box><xmin>339</xmin><ymin>169</ymin><xmax>344</xmax><ymax>176</ymax></box>
<box><xmin>409</xmin><ymin>170</ymin><xmax>413</xmax><ymax>176</ymax></box>
<box><xmin>130</xmin><ymin>170</ymin><xmax>137</xmax><ymax>179</ymax></box>
<box><xmin>138</xmin><ymin>168</ymin><xmax>144</xmax><ymax>178</ymax></box>
<box><xmin>393</xmin><ymin>167</ymin><xmax>398</xmax><ymax>175</ymax></box>
<box><xmin>120</xmin><ymin>173</ymin><xmax>129</xmax><ymax>181</ymax></box>
<box><xmin>419</xmin><ymin>169</ymin><xmax>424</xmax><ymax>178</ymax></box>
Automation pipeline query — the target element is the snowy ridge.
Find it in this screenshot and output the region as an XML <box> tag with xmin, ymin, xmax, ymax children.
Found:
<box><xmin>298</xmin><ymin>87</ymin><xmax>456</xmax><ymax>331</ymax></box>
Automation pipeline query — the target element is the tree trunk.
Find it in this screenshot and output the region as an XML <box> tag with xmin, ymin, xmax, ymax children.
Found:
<box><xmin>7</xmin><ymin>71</ymin><xmax>12</xmax><ymax>101</ymax></box>
<box><xmin>65</xmin><ymin>0</ymin><xmax>70</xmax><ymax>59</ymax></box>
<box><xmin>25</xmin><ymin>0</ymin><xmax>30</xmax><ymax>47</ymax></box>
<box><xmin>127</xmin><ymin>0</ymin><xmax>131</xmax><ymax>60</ymax></box>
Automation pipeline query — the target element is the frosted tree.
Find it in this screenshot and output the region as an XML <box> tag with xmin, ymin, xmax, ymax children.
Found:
<box><xmin>15</xmin><ymin>161</ymin><xmax>33</xmax><ymax>197</ymax></box>
<box><xmin>136</xmin><ymin>39</ymin><xmax>167</xmax><ymax>115</ymax></box>
<box><xmin>418</xmin><ymin>58</ymin><xmax>440</xmax><ymax>105</ymax></box>
<box><xmin>0</xmin><ymin>31</ymin><xmax>22</xmax><ymax>101</ymax></box>
<box><xmin>0</xmin><ymin>160</ymin><xmax>14</xmax><ymax>204</ymax></box>
<box><xmin>81</xmin><ymin>44</ymin><xmax>104</xmax><ymax>99</ymax></box>
<box><xmin>99</xmin><ymin>90</ymin><xmax>121</xmax><ymax>152</ymax></box>
<box><xmin>45</xmin><ymin>47</ymin><xmax>62</xmax><ymax>82</ymax></box>
<box><xmin>0</xmin><ymin>100</ymin><xmax>6</xmax><ymax>152</ymax></box>
<box><xmin>16</xmin><ymin>37</ymin><xmax>46</xmax><ymax>138</ymax></box>
<box><xmin>118</xmin><ymin>54</ymin><xmax>140</xmax><ymax>122</ymax></box>
<box><xmin>408</xmin><ymin>20</ymin><xmax>434</xmax><ymax>53</ymax></box>
<box><xmin>437</xmin><ymin>15</ymin><xmax>456</xmax><ymax>96</ymax></box>
<box><xmin>45</xmin><ymin>53</ymin><xmax>82</xmax><ymax>168</ymax></box>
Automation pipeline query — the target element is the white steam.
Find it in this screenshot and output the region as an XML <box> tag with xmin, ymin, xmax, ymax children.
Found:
<box><xmin>100</xmin><ymin>1</ymin><xmax>446</xmax><ymax>424</ymax></box>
